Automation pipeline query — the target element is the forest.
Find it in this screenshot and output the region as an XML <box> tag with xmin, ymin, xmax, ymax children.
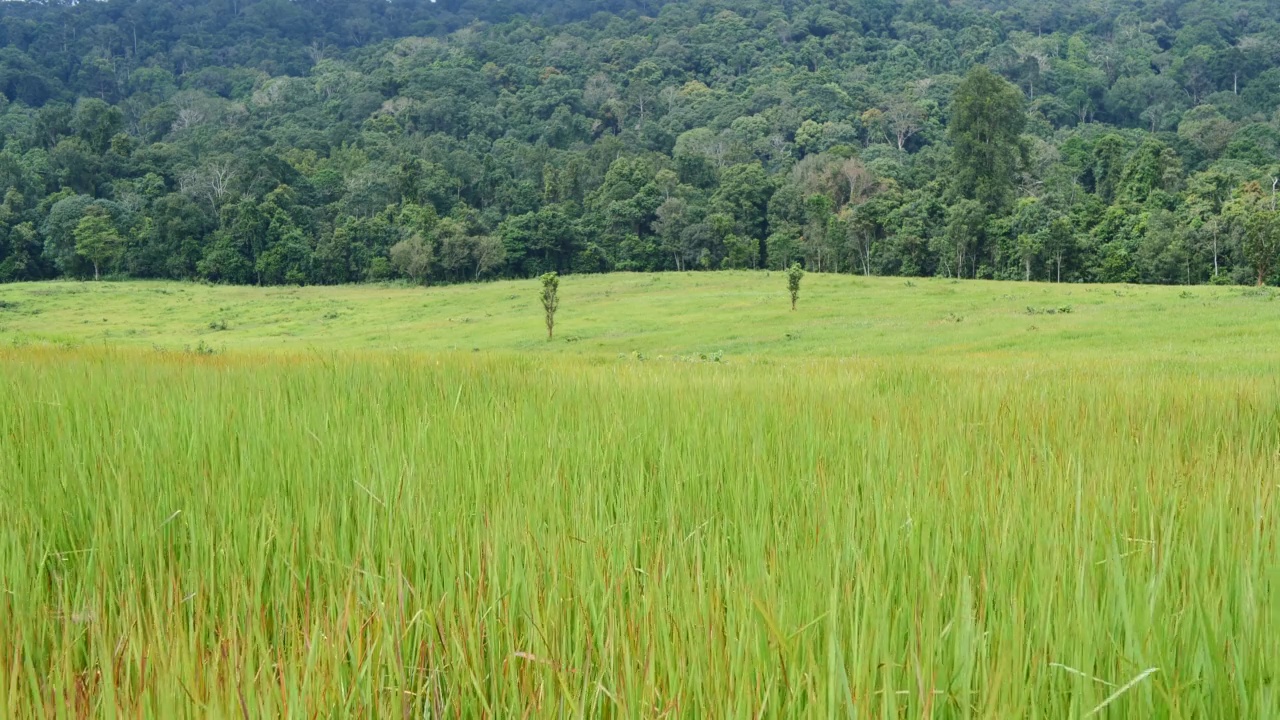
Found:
<box><xmin>3</xmin><ymin>0</ymin><xmax>1280</xmax><ymax>286</ymax></box>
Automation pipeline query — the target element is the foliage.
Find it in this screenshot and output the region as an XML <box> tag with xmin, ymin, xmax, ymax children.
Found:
<box><xmin>72</xmin><ymin>205</ymin><xmax>122</xmax><ymax>280</ymax></box>
<box><xmin>539</xmin><ymin>271</ymin><xmax>560</xmax><ymax>339</ymax></box>
<box><xmin>4</xmin><ymin>0</ymin><xmax>1280</xmax><ymax>285</ymax></box>
<box><xmin>787</xmin><ymin>262</ymin><xmax>804</xmax><ymax>310</ymax></box>
<box><xmin>1230</xmin><ymin>182</ymin><xmax>1280</xmax><ymax>286</ymax></box>
<box><xmin>948</xmin><ymin>66</ymin><xmax>1027</xmax><ymax>213</ymax></box>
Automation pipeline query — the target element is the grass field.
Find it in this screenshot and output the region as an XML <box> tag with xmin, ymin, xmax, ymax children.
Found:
<box><xmin>2</xmin><ymin>272</ymin><xmax>1279</xmax><ymax>361</ymax></box>
<box><xmin>2</xmin><ymin>274</ymin><xmax>1279</xmax><ymax>717</ymax></box>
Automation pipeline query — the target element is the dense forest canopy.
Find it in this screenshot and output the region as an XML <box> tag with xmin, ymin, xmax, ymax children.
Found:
<box><xmin>3</xmin><ymin>0</ymin><xmax>1280</xmax><ymax>286</ymax></box>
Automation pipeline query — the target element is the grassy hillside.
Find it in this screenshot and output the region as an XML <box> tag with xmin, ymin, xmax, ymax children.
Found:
<box><xmin>3</xmin><ymin>276</ymin><xmax>1279</xmax><ymax>716</ymax></box>
<box><xmin>2</xmin><ymin>272</ymin><xmax>1279</xmax><ymax>362</ymax></box>
<box><xmin>4</xmin><ymin>346</ymin><xmax>1279</xmax><ymax>717</ymax></box>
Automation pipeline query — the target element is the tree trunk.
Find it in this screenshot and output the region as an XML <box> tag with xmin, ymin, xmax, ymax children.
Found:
<box><xmin>94</xmin><ymin>262</ymin><xmax>100</xmax><ymax>281</ymax></box>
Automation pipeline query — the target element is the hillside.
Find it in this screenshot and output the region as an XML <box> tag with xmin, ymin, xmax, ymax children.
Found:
<box><xmin>4</xmin><ymin>283</ymin><xmax>1280</xmax><ymax>715</ymax></box>
<box><xmin>4</xmin><ymin>0</ymin><xmax>1280</xmax><ymax>288</ymax></box>
<box><xmin>3</xmin><ymin>273</ymin><xmax>1278</xmax><ymax>362</ymax></box>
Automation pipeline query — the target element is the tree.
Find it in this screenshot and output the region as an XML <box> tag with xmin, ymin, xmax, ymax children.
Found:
<box><xmin>1230</xmin><ymin>181</ymin><xmax>1280</xmax><ymax>286</ymax></box>
<box><xmin>4</xmin><ymin>0</ymin><xmax>1280</xmax><ymax>293</ymax></box>
<box><xmin>255</xmin><ymin>228</ymin><xmax>312</xmax><ymax>286</ymax></box>
<box><xmin>883</xmin><ymin>96</ymin><xmax>927</xmax><ymax>151</ymax></box>
<box><xmin>198</xmin><ymin>230</ymin><xmax>254</xmax><ymax>284</ymax></box>
<box><xmin>801</xmin><ymin>194</ymin><xmax>836</xmax><ymax>272</ymax></box>
<box><xmin>846</xmin><ymin>193</ymin><xmax>893</xmax><ymax>276</ymax></box>
<box><xmin>472</xmin><ymin>236</ymin><xmax>507</xmax><ymax>280</ymax></box>
<box><xmin>1091</xmin><ymin>135</ymin><xmax>1128</xmax><ymax>203</ymax></box>
<box><xmin>71</xmin><ymin>98</ymin><xmax>124</xmax><ymax>154</ymax></box>
<box><xmin>941</xmin><ymin>199</ymin><xmax>986</xmax><ymax>278</ymax></box>
<box><xmin>1044</xmin><ymin>217</ymin><xmax>1076</xmax><ymax>283</ymax></box>
<box><xmin>1178</xmin><ymin>106</ymin><xmax>1235</xmax><ymax>161</ymax></box>
<box><xmin>711</xmin><ymin>163</ymin><xmax>773</xmax><ymax>266</ymax></box>
<box><xmin>787</xmin><ymin>263</ymin><xmax>804</xmax><ymax>310</ymax></box>
<box><xmin>948</xmin><ymin>66</ymin><xmax>1027</xmax><ymax>212</ymax></box>
<box><xmin>1116</xmin><ymin>140</ymin><xmax>1181</xmax><ymax>205</ymax></box>
<box><xmin>1185</xmin><ymin>170</ymin><xmax>1234</xmax><ymax>280</ymax></box>
<box><xmin>389</xmin><ymin>234</ymin><xmax>434</xmax><ymax>284</ymax></box>
<box><xmin>178</xmin><ymin>160</ymin><xmax>238</xmax><ymax>211</ymax></box>
<box><xmin>539</xmin><ymin>272</ymin><xmax>560</xmax><ymax>340</ymax></box>
<box><xmin>500</xmin><ymin>205</ymin><xmax>579</xmax><ymax>277</ymax></box>
<box><xmin>653</xmin><ymin>197</ymin><xmax>693</xmax><ymax>271</ymax></box>
<box><xmin>1105</xmin><ymin>74</ymin><xmax>1186</xmax><ymax>132</ymax></box>
<box><xmin>312</xmin><ymin>227</ymin><xmax>355</xmax><ymax>285</ymax></box>
<box><xmin>74</xmin><ymin>206</ymin><xmax>123</xmax><ymax>281</ymax></box>
<box><xmin>0</xmin><ymin>222</ymin><xmax>40</xmax><ymax>283</ymax></box>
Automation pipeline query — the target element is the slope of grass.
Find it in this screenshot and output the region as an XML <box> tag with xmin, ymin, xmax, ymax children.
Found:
<box><xmin>2</xmin><ymin>272</ymin><xmax>1278</xmax><ymax>361</ymax></box>
<box><xmin>1</xmin><ymin>347</ymin><xmax>1277</xmax><ymax>717</ymax></box>
<box><xmin>2</xmin><ymin>275</ymin><xmax>1278</xmax><ymax>716</ymax></box>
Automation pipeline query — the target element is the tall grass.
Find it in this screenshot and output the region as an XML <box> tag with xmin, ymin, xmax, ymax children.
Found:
<box><xmin>1</xmin><ymin>347</ymin><xmax>1277</xmax><ymax>717</ymax></box>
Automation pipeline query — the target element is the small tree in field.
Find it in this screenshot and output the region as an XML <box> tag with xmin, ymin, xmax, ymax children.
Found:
<box><xmin>787</xmin><ymin>263</ymin><xmax>804</xmax><ymax>310</ymax></box>
<box><xmin>539</xmin><ymin>271</ymin><xmax>560</xmax><ymax>339</ymax></box>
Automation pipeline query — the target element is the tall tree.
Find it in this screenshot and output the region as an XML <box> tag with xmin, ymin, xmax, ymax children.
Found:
<box><xmin>948</xmin><ymin>65</ymin><xmax>1028</xmax><ymax>213</ymax></box>
<box><xmin>1231</xmin><ymin>181</ymin><xmax>1280</xmax><ymax>287</ymax></box>
<box><xmin>74</xmin><ymin>206</ymin><xmax>123</xmax><ymax>281</ymax></box>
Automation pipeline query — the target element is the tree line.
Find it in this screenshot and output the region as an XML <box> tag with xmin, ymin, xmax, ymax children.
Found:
<box><xmin>3</xmin><ymin>0</ymin><xmax>1280</xmax><ymax>287</ymax></box>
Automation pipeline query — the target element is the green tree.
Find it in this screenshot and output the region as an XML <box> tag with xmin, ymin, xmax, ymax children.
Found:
<box><xmin>801</xmin><ymin>194</ymin><xmax>836</xmax><ymax>272</ymax></box>
<box><xmin>653</xmin><ymin>197</ymin><xmax>694</xmax><ymax>271</ymax></box>
<box><xmin>711</xmin><ymin>163</ymin><xmax>773</xmax><ymax>267</ymax></box>
<box><xmin>1091</xmin><ymin>135</ymin><xmax>1128</xmax><ymax>203</ymax></box>
<box><xmin>1044</xmin><ymin>217</ymin><xmax>1076</xmax><ymax>283</ymax></box>
<box><xmin>1106</xmin><ymin>74</ymin><xmax>1185</xmax><ymax>131</ymax></box>
<box><xmin>389</xmin><ymin>234</ymin><xmax>434</xmax><ymax>284</ymax></box>
<box><xmin>197</xmin><ymin>230</ymin><xmax>254</xmax><ymax>284</ymax></box>
<box><xmin>72</xmin><ymin>98</ymin><xmax>124</xmax><ymax>154</ymax></box>
<box><xmin>1178</xmin><ymin>106</ymin><xmax>1236</xmax><ymax>161</ymax></box>
<box><xmin>1247</xmin><ymin>205</ymin><xmax>1280</xmax><ymax>286</ymax></box>
<box><xmin>1011</xmin><ymin>197</ymin><xmax>1052</xmax><ymax>281</ymax></box>
<box><xmin>5</xmin><ymin>0</ymin><xmax>1280</xmax><ymax>291</ymax></box>
<box><xmin>539</xmin><ymin>271</ymin><xmax>560</xmax><ymax>340</ymax></box>
<box><xmin>500</xmin><ymin>205</ymin><xmax>579</xmax><ymax>277</ymax></box>
<box><xmin>948</xmin><ymin>66</ymin><xmax>1027</xmax><ymax>212</ymax></box>
<box><xmin>1117</xmin><ymin>140</ymin><xmax>1181</xmax><ymax>205</ymax></box>
<box><xmin>74</xmin><ymin>206</ymin><xmax>123</xmax><ymax>280</ymax></box>
<box><xmin>256</xmin><ymin>226</ymin><xmax>312</xmax><ymax>286</ymax></box>
<box><xmin>6</xmin><ymin>223</ymin><xmax>38</xmax><ymax>279</ymax></box>
<box><xmin>1230</xmin><ymin>182</ymin><xmax>1280</xmax><ymax>286</ymax></box>
<box><xmin>786</xmin><ymin>263</ymin><xmax>804</xmax><ymax>310</ymax></box>
<box><xmin>941</xmin><ymin>199</ymin><xmax>986</xmax><ymax>278</ymax></box>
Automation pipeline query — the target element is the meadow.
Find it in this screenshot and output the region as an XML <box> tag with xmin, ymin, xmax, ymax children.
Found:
<box><xmin>1</xmin><ymin>273</ymin><xmax>1279</xmax><ymax>717</ymax></box>
<box><xmin>2</xmin><ymin>272</ymin><xmax>1279</xmax><ymax>361</ymax></box>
